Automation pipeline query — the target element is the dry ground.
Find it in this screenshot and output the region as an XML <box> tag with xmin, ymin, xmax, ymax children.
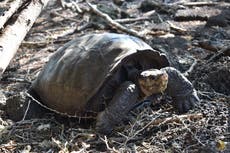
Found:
<box><xmin>0</xmin><ymin>0</ymin><xmax>229</xmax><ymax>152</ymax></box>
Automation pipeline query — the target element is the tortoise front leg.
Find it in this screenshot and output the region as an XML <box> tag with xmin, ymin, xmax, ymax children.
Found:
<box><xmin>96</xmin><ymin>81</ymin><xmax>139</xmax><ymax>135</ymax></box>
<box><xmin>161</xmin><ymin>67</ymin><xmax>200</xmax><ymax>113</ymax></box>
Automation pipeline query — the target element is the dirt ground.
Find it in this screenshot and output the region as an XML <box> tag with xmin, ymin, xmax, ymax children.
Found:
<box><xmin>0</xmin><ymin>0</ymin><xmax>229</xmax><ymax>152</ymax></box>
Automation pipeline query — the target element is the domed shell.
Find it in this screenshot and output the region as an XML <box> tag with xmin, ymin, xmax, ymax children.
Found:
<box><xmin>31</xmin><ymin>33</ymin><xmax>169</xmax><ymax>116</ymax></box>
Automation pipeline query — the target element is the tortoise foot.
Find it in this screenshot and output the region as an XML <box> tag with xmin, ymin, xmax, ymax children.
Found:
<box><xmin>96</xmin><ymin>81</ymin><xmax>139</xmax><ymax>135</ymax></box>
<box><xmin>173</xmin><ymin>89</ymin><xmax>200</xmax><ymax>114</ymax></box>
<box><xmin>162</xmin><ymin>67</ymin><xmax>200</xmax><ymax>113</ymax></box>
<box><xmin>96</xmin><ymin>111</ymin><xmax>115</xmax><ymax>135</ymax></box>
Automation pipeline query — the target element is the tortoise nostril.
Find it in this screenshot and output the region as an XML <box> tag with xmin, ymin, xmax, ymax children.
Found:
<box><xmin>161</xmin><ymin>73</ymin><xmax>168</xmax><ymax>80</ymax></box>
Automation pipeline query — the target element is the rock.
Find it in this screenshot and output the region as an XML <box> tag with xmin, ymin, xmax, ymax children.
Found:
<box><xmin>175</xmin><ymin>7</ymin><xmax>221</xmax><ymax>21</ymax></box>
<box><xmin>5</xmin><ymin>93</ymin><xmax>27</xmax><ymax>121</ymax></box>
<box><xmin>206</xmin><ymin>9</ymin><xmax>230</xmax><ymax>27</ymax></box>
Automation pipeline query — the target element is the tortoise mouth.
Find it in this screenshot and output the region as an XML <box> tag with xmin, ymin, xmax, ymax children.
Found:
<box><xmin>138</xmin><ymin>70</ymin><xmax>168</xmax><ymax>96</ymax></box>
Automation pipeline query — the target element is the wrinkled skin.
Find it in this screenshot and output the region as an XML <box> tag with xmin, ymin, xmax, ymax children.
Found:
<box><xmin>96</xmin><ymin>81</ymin><xmax>139</xmax><ymax>134</ymax></box>
<box><xmin>162</xmin><ymin>67</ymin><xmax>200</xmax><ymax>114</ymax></box>
<box><xmin>96</xmin><ymin>67</ymin><xmax>200</xmax><ymax>135</ymax></box>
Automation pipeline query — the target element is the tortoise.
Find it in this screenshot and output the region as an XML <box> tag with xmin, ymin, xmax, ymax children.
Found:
<box><xmin>26</xmin><ymin>33</ymin><xmax>199</xmax><ymax>134</ymax></box>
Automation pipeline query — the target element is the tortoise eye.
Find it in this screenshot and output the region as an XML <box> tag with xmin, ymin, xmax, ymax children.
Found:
<box><xmin>150</xmin><ymin>75</ymin><xmax>156</xmax><ymax>80</ymax></box>
<box><xmin>123</xmin><ymin>64</ymin><xmax>133</xmax><ymax>71</ymax></box>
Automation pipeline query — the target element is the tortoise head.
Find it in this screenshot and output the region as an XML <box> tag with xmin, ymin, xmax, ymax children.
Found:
<box><xmin>138</xmin><ymin>69</ymin><xmax>168</xmax><ymax>97</ymax></box>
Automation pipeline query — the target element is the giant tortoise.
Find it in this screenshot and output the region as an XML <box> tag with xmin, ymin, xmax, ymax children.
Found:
<box><xmin>26</xmin><ymin>33</ymin><xmax>199</xmax><ymax>134</ymax></box>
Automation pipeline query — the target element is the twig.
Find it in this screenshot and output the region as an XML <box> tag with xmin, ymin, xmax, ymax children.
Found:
<box><xmin>167</xmin><ymin>21</ymin><xmax>187</xmax><ymax>34</ymax></box>
<box><xmin>86</xmin><ymin>2</ymin><xmax>144</xmax><ymax>39</ymax></box>
<box><xmin>0</xmin><ymin>142</ymin><xmax>40</xmax><ymax>149</ymax></box>
<box><xmin>181</xmin><ymin>119</ymin><xmax>205</xmax><ymax>146</ymax></box>
<box><xmin>110</xmin><ymin>136</ymin><xmax>143</xmax><ymax>144</ymax></box>
<box><xmin>100</xmin><ymin>136</ymin><xmax>119</xmax><ymax>153</ymax></box>
<box><xmin>207</xmin><ymin>46</ymin><xmax>230</xmax><ymax>63</ymax></box>
<box><xmin>181</xmin><ymin>2</ymin><xmax>230</xmax><ymax>8</ymax></box>
<box><xmin>181</xmin><ymin>2</ymin><xmax>217</xmax><ymax>7</ymax></box>
<box><xmin>22</xmin><ymin>100</ymin><xmax>31</xmax><ymax>121</ymax></box>
<box><xmin>183</xmin><ymin>58</ymin><xmax>198</xmax><ymax>77</ymax></box>
<box><xmin>199</xmin><ymin>91</ymin><xmax>230</xmax><ymax>99</ymax></box>
<box><xmin>150</xmin><ymin>113</ymin><xmax>203</xmax><ymax>126</ymax></box>
<box><xmin>2</xmin><ymin>77</ymin><xmax>30</xmax><ymax>83</ymax></box>
<box><xmin>114</xmin><ymin>16</ymin><xmax>151</xmax><ymax>24</ymax></box>
<box><xmin>134</xmin><ymin>114</ymin><xmax>162</xmax><ymax>135</ymax></box>
<box><xmin>143</xmin><ymin>10</ymin><xmax>156</xmax><ymax>17</ymax></box>
<box><xmin>117</xmin><ymin>109</ymin><xmax>163</xmax><ymax>147</ymax></box>
<box><xmin>59</xmin><ymin>0</ymin><xmax>82</xmax><ymax>13</ymax></box>
<box><xmin>157</xmin><ymin>14</ymin><xmax>164</xmax><ymax>23</ymax></box>
<box><xmin>50</xmin><ymin>11</ymin><xmax>79</xmax><ymax>22</ymax></box>
<box><xmin>147</xmin><ymin>31</ymin><xmax>168</xmax><ymax>36</ymax></box>
<box><xmin>71</xmin><ymin>1</ymin><xmax>83</xmax><ymax>13</ymax></box>
<box><xmin>22</xmin><ymin>38</ymin><xmax>72</xmax><ymax>48</ymax></box>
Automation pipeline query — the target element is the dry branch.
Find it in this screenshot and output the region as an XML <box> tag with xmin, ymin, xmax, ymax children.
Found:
<box><xmin>0</xmin><ymin>0</ymin><xmax>49</xmax><ymax>77</ymax></box>
<box><xmin>181</xmin><ymin>2</ymin><xmax>217</xmax><ymax>7</ymax></box>
<box><xmin>87</xmin><ymin>2</ymin><xmax>144</xmax><ymax>39</ymax></box>
<box><xmin>0</xmin><ymin>142</ymin><xmax>40</xmax><ymax>149</ymax></box>
<box><xmin>21</xmin><ymin>38</ymin><xmax>71</xmax><ymax>48</ymax></box>
<box><xmin>207</xmin><ymin>46</ymin><xmax>230</xmax><ymax>63</ymax></box>
<box><xmin>180</xmin><ymin>1</ymin><xmax>230</xmax><ymax>7</ymax></box>
<box><xmin>150</xmin><ymin>113</ymin><xmax>203</xmax><ymax>126</ymax></box>
<box><xmin>183</xmin><ymin>58</ymin><xmax>198</xmax><ymax>77</ymax></box>
<box><xmin>100</xmin><ymin>136</ymin><xmax>119</xmax><ymax>153</ymax></box>
<box><xmin>115</xmin><ymin>16</ymin><xmax>151</xmax><ymax>24</ymax></box>
<box><xmin>59</xmin><ymin>0</ymin><xmax>82</xmax><ymax>13</ymax></box>
<box><xmin>167</xmin><ymin>21</ymin><xmax>187</xmax><ymax>34</ymax></box>
<box><xmin>0</xmin><ymin>0</ymin><xmax>23</xmax><ymax>29</ymax></box>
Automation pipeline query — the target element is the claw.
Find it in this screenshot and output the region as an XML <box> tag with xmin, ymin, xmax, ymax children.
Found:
<box><xmin>174</xmin><ymin>89</ymin><xmax>200</xmax><ymax>114</ymax></box>
<box><xmin>96</xmin><ymin>111</ymin><xmax>114</xmax><ymax>135</ymax></box>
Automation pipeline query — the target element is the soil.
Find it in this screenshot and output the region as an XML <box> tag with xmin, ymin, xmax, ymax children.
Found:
<box><xmin>0</xmin><ymin>0</ymin><xmax>229</xmax><ymax>152</ymax></box>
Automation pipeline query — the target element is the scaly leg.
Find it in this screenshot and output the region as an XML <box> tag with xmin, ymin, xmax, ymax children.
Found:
<box><xmin>96</xmin><ymin>81</ymin><xmax>139</xmax><ymax>135</ymax></box>
<box><xmin>161</xmin><ymin>67</ymin><xmax>200</xmax><ymax>113</ymax></box>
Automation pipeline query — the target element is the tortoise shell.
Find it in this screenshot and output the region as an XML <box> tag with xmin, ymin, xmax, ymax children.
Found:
<box><xmin>31</xmin><ymin>33</ymin><xmax>169</xmax><ymax>116</ymax></box>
